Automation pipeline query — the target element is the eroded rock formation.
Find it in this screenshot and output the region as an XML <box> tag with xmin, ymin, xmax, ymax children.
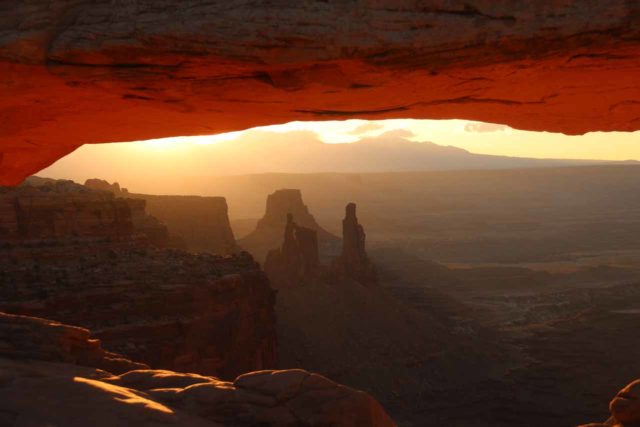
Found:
<box><xmin>264</xmin><ymin>214</ymin><xmax>320</xmax><ymax>288</ymax></box>
<box><xmin>85</xmin><ymin>178</ymin><xmax>129</xmax><ymax>195</ymax></box>
<box><xmin>0</xmin><ymin>178</ymin><xmax>136</xmax><ymax>241</ymax></box>
<box><xmin>263</xmin><ymin>200</ymin><xmax>377</xmax><ymax>288</ymax></box>
<box><xmin>239</xmin><ymin>189</ymin><xmax>339</xmax><ymax>261</ymax></box>
<box><xmin>0</xmin><ymin>180</ymin><xmax>277</xmax><ymax>379</ymax></box>
<box><xmin>86</xmin><ymin>178</ymin><xmax>238</xmax><ymax>255</ymax></box>
<box><xmin>133</xmin><ymin>194</ymin><xmax>238</xmax><ymax>255</ymax></box>
<box><xmin>0</xmin><ymin>177</ymin><xmax>174</xmax><ymax>247</ymax></box>
<box><xmin>334</xmin><ymin>203</ymin><xmax>377</xmax><ymax>286</ymax></box>
<box><xmin>0</xmin><ymin>311</ymin><xmax>395</xmax><ymax>427</ymax></box>
<box><xmin>1</xmin><ymin>2</ymin><xmax>640</xmax><ymax>184</ymax></box>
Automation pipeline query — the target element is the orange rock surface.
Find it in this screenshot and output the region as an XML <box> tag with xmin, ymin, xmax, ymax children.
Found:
<box><xmin>1</xmin><ymin>2</ymin><xmax>640</xmax><ymax>184</ymax></box>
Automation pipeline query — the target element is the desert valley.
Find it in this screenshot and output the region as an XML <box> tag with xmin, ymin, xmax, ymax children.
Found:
<box><xmin>2</xmin><ymin>160</ymin><xmax>640</xmax><ymax>426</ymax></box>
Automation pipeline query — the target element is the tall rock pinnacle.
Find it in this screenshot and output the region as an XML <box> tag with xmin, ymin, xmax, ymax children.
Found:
<box><xmin>335</xmin><ymin>203</ymin><xmax>377</xmax><ymax>286</ymax></box>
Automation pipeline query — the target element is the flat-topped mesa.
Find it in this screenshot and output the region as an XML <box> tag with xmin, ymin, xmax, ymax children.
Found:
<box><xmin>85</xmin><ymin>178</ymin><xmax>238</xmax><ymax>255</ymax></box>
<box><xmin>334</xmin><ymin>203</ymin><xmax>377</xmax><ymax>286</ymax></box>
<box><xmin>261</xmin><ymin>190</ymin><xmax>318</xmax><ymax>229</ymax></box>
<box><xmin>264</xmin><ymin>213</ymin><xmax>320</xmax><ymax>288</ymax></box>
<box><xmin>238</xmin><ymin>189</ymin><xmax>339</xmax><ymax>261</ymax></box>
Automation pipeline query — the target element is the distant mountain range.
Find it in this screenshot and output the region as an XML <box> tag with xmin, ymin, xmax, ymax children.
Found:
<box><xmin>38</xmin><ymin>129</ymin><xmax>638</xmax><ymax>197</ymax></box>
<box><xmin>169</xmin><ymin>130</ymin><xmax>638</xmax><ymax>174</ymax></box>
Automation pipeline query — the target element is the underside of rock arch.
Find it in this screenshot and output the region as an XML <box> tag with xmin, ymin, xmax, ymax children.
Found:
<box><xmin>1</xmin><ymin>1</ymin><xmax>640</xmax><ymax>184</ymax></box>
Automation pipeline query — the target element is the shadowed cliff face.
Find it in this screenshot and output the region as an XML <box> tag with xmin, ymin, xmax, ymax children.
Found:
<box><xmin>1</xmin><ymin>2</ymin><xmax>640</xmax><ymax>183</ymax></box>
<box><xmin>85</xmin><ymin>178</ymin><xmax>239</xmax><ymax>255</ymax></box>
<box><xmin>0</xmin><ymin>181</ymin><xmax>277</xmax><ymax>380</ymax></box>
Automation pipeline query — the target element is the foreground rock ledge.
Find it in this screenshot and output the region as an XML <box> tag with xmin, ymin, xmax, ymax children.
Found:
<box><xmin>0</xmin><ymin>361</ymin><xmax>395</xmax><ymax>427</ymax></box>
<box><xmin>579</xmin><ymin>379</ymin><xmax>640</xmax><ymax>427</ymax></box>
<box><xmin>0</xmin><ymin>312</ymin><xmax>395</xmax><ymax>426</ymax></box>
<box><xmin>1</xmin><ymin>2</ymin><xmax>640</xmax><ymax>184</ymax></box>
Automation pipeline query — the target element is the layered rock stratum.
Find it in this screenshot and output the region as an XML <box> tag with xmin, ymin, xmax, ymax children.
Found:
<box><xmin>2</xmin><ymin>2</ymin><xmax>640</xmax><ymax>184</ymax></box>
<box><xmin>85</xmin><ymin>178</ymin><xmax>238</xmax><ymax>255</ymax></box>
<box><xmin>0</xmin><ymin>180</ymin><xmax>277</xmax><ymax>379</ymax></box>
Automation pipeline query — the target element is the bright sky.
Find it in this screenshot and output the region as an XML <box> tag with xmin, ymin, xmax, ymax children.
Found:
<box><xmin>37</xmin><ymin>118</ymin><xmax>640</xmax><ymax>193</ymax></box>
<box><xmin>131</xmin><ymin>119</ymin><xmax>640</xmax><ymax>160</ymax></box>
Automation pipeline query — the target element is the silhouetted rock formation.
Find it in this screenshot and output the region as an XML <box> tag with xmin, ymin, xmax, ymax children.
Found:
<box><xmin>264</xmin><ymin>214</ymin><xmax>320</xmax><ymax>288</ymax></box>
<box><xmin>0</xmin><ymin>311</ymin><xmax>395</xmax><ymax>426</ymax></box>
<box><xmin>85</xmin><ymin>178</ymin><xmax>128</xmax><ymax>195</ymax></box>
<box><xmin>238</xmin><ymin>189</ymin><xmax>339</xmax><ymax>261</ymax></box>
<box><xmin>85</xmin><ymin>178</ymin><xmax>237</xmax><ymax>255</ymax></box>
<box><xmin>262</xmin><ymin>199</ymin><xmax>376</xmax><ymax>288</ymax></box>
<box><xmin>0</xmin><ymin>181</ymin><xmax>277</xmax><ymax>380</ymax></box>
<box><xmin>134</xmin><ymin>193</ymin><xmax>238</xmax><ymax>255</ymax></box>
<box><xmin>334</xmin><ymin>203</ymin><xmax>377</xmax><ymax>286</ymax></box>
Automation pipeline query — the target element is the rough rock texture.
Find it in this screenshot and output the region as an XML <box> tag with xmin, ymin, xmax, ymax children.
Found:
<box><xmin>86</xmin><ymin>178</ymin><xmax>238</xmax><ymax>255</ymax></box>
<box><xmin>264</xmin><ymin>213</ymin><xmax>320</xmax><ymax>288</ymax></box>
<box><xmin>578</xmin><ymin>379</ymin><xmax>640</xmax><ymax>426</ymax></box>
<box><xmin>0</xmin><ymin>359</ymin><xmax>395</xmax><ymax>427</ymax></box>
<box><xmin>334</xmin><ymin>203</ymin><xmax>377</xmax><ymax>286</ymax></box>
<box><xmin>239</xmin><ymin>189</ymin><xmax>339</xmax><ymax>261</ymax></box>
<box><xmin>0</xmin><ymin>246</ymin><xmax>277</xmax><ymax>380</ymax></box>
<box><xmin>0</xmin><ymin>177</ymin><xmax>173</xmax><ymax>247</ymax></box>
<box><xmin>0</xmin><ymin>180</ymin><xmax>277</xmax><ymax>380</ymax></box>
<box><xmin>0</xmin><ymin>311</ymin><xmax>147</xmax><ymax>374</ymax></box>
<box><xmin>0</xmin><ymin>178</ymin><xmax>136</xmax><ymax>241</ymax></box>
<box><xmin>1</xmin><ymin>2</ymin><xmax>640</xmax><ymax>184</ymax></box>
<box><xmin>0</xmin><ymin>311</ymin><xmax>395</xmax><ymax>426</ymax></box>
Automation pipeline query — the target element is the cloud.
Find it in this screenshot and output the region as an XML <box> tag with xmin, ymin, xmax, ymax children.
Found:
<box><xmin>348</xmin><ymin>122</ymin><xmax>385</xmax><ymax>135</ymax></box>
<box><xmin>375</xmin><ymin>129</ymin><xmax>416</xmax><ymax>139</ymax></box>
<box><xmin>464</xmin><ymin>122</ymin><xmax>509</xmax><ymax>133</ymax></box>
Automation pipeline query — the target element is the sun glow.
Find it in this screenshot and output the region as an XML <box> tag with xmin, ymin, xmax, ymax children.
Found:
<box><xmin>37</xmin><ymin>118</ymin><xmax>640</xmax><ymax>196</ymax></box>
<box><xmin>126</xmin><ymin>118</ymin><xmax>639</xmax><ymax>161</ymax></box>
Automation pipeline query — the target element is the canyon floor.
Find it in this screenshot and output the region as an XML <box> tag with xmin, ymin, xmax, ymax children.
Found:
<box><xmin>369</xmin><ymin>247</ymin><xmax>640</xmax><ymax>426</ymax></box>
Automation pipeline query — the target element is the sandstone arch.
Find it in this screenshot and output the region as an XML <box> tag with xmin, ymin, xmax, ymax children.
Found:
<box><xmin>1</xmin><ymin>1</ymin><xmax>640</xmax><ymax>184</ymax></box>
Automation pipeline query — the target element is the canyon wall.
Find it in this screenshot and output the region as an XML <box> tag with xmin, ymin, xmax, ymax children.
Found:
<box><xmin>0</xmin><ymin>179</ymin><xmax>136</xmax><ymax>242</ymax></box>
<box><xmin>131</xmin><ymin>193</ymin><xmax>238</xmax><ymax>255</ymax></box>
<box><xmin>0</xmin><ymin>180</ymin><xmax>277</xmax><ymax>379</ymax></box>
<box><xmin>2</xmin><ymin>2</ymin><xmax>640</xmax><ymax>184</ymax></box>
<box><xmin>85</xmin><ymin>178</ymin><xmax>238</xmax><ymax>255</ymax></box>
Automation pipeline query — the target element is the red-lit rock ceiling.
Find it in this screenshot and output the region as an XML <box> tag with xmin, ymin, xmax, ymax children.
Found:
<box><xmin>1</xmin><ymin>1</ymin><xmax>640</xmax><ymax>184</ymax></box>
